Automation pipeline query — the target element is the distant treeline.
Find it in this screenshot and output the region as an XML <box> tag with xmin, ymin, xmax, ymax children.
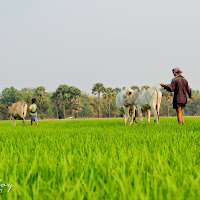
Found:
<box><xmin>0</xmin><ymin>83</ymin><xmax>199</xmax><ymax>120</ymax></box>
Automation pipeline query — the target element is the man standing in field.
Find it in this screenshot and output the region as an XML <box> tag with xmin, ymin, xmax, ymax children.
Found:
<box><xmin>29</xmin><ymin>98</ymin><xmax>38</xmax><ymax>126</ymax></box>
<box><xmin>160</xmin><ymin>68</ymin><xmax>193</xmax><ymax>124</ymax></box>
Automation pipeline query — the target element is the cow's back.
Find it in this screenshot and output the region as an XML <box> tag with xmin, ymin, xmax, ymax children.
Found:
<box><xmin>136</xmin><ymin>87</ymin><xmax>161</xmax><ymax>110</ymax></box>
<box><xmin>135</xmin><ymin>90</ymin><xmax>148</xmax><ymax>106</ymax></box>
<box><xmin>116</xmin><ymin>91</ymin><xmax>125</xmax><ymax>109</ymax></box>
<box><xmin>9</xmin><ymin>100</ymin><xmax>27</xmax><ymax>118</ymax></box>
<box><xmin>146</xmin><ymin>87</ymin><xmax>162</xmax><ymax>109</ymax></box>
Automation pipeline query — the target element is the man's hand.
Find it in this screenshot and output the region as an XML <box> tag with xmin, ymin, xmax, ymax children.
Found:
<box><xmin>160</xmin><ymin>83</ymin><xmax>165</xmax><ymax>87</ymax></box>
<box><xmin>191</xmin><ymin>96</ymin><xmax>193</xmax><ymax>99</ymax></box>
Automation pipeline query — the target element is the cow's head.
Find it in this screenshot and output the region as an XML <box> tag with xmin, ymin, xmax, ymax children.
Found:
<box><xmin>123</xmin><ymin>88</ymin><xmax>136</xmax><ymax>105</ymax></box>
<box><xmin>124</xmin><ymin>87</ymin><xmax>143</xmax><ymax>105</ymax></box>
<box><xmin>126</xmin><ymin>88</ymin><xmax>135</xmax><ymax>97</ymax></box>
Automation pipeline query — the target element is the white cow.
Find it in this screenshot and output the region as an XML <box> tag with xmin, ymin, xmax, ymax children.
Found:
<box><xmin>125</xmin><ymin>87</ymin><xmax>162</xmax><ymax>124</ymax></box>
<box><xmin>7</xmin><ymin>100</ymin><xmax>27</xmax><ymax>126</ymax></box>
<box><xmin>116</xmin><ymin>88</ymin><xmax>137</xmax><ymax>125</ymax></box>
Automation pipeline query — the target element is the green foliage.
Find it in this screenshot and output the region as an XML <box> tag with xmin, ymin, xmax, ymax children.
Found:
<box><xmin>57</xmin><ymin>84</ymin><xmax>70</xmax><ymax>100</ymax></box>
<box><xmin>54</xmin><ymin>85</ymin><xmax>82</xmax><ymax>118</ymax></box>
<box><xmin>103</xmin><ymin>87</ymin><xmax>115</xmax><ymax>100</ymax></box>
<box><xmin>0</xmin><ymin>86</ymin><xmax>22</xmax><ymax>106</ymax></box>
<box><xmin>131</xmin><ymin>85</ymin><xmax>138</xmax><ymax>90</ymax></box>
<box><xmin>69</xmin><ymin>86</ymin><xmax>81</xmax><ymax>100</ymax></box>
<box><xmin>20</xmin><ymin>88</ymin><xmax>35</xmax><ymax>105</ymax></box>
<box><xmin>142</xmin><ymin>85</ymin><xmax>150</xmax><ymax>90</ymax></box>
<box><xmin>122</xmin><ymin>86</ymin><xmax>126</xmax><ymax>90</ymax></box>
<box><xmin>34</xmin><ymin>86</ymin><xmax>46</xmax><ymax>119</ymax></box>
<box><xmin>92</xmin><ymin>83</ymin><xmax>105</xmax><ymax>118</ymax></box>
<box><xmin>92</xmin><ymin>83</ymin><xmax>105</xmax><ymax>102</ymax></box>
<box><xmin>0</xmin><ymin>104</ymin><xmax>8</xmax><ymax>120</ymax></box>
<box><xmin>35</xmin><ymin>86</ymin><xmax>46</xmax><ymax>97</ymax></box>
<box><xmin>92</xmin><ymin>83</ymin><xmax>105</xmax><ymax>95</ymax></box>
<box><xmin>103</xmin><ymin>88</ymin><xmax>116</xmax><ymax>118</ymax></box>
<box><xmin>113</xmin><ymin>87</ymin><xmax>121</xmax><ymax>95</ymax></box>
<box><xmin>101</xmin><ymin>96</ymin><xmax>120</xmax><ymax>118</ymax></box>
<box><xmin>56</xmin><ymin>84</ymin><xmax>70</xmax><ymax>118</ymax></box>
<box><xmin>46</xmin><ymin>107</ymin><xmax>54</xmax><ymax>118</ymax></box>
<box><xmin>79</xmin><ymin>101</ymin><xmax>95</xmax><ymax>118</ymax></box>
<box><xmin>0</xmin><ymin>84</ymin><xmax>200</xmax><ymax>119</ymax></box>
<box><xmin>51</xmin><ymin>91</ymin><xmax>62</xmax><ymax>119</ymax></box>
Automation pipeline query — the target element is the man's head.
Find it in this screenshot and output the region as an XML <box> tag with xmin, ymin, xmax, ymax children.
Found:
<box><xmin>172</xmin><ymin>67</ymin><xmax>182</xmax><ymax>76</ymax></box>
<box><xmin>32</xmin><ymin>98</ymin><xmax>36</xmax><ymax>104</ymax></box>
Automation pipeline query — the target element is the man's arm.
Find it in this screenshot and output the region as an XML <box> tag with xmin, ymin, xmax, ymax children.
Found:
<box><xmin>186</xmin><ymin>81</ymin><xmax>193</xmax><ymax>98</ymax></box>
<box><xmin>160</xmin><ymin>80</ymin><xmax>175</xmax><ymax>92</ymax></box>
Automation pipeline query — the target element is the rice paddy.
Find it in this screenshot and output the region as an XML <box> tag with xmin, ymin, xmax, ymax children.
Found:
<box><xmin>0</xmin><ymin>117</ymin><xmax>200</xmax><ymax>200</ymax></box>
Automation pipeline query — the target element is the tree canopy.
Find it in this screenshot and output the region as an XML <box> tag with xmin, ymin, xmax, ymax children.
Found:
<box><xmin>0</xmin><ymin>84</ymin><xmax>199</xmax><ymax>120</ymax></box>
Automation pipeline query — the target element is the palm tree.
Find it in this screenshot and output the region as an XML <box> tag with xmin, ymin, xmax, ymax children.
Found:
<box><xmin>161</xmin><ymin>85</ymin><xmax>173</xmax><ymax>117</ymax></box>
<box><xmin>113</xmin><ymin>87</ymin><xmax>121</xmax><ymax>95</ymax></box>
<box><xmin>68</xmin><ymin>86</ymin><xmax>82</xmax><ymax>118</ymax></box>
<box><xmin>51</xmin><ymin>91</ymin><xmax>61</xmax><ymax>119</ymax></box>
<box><xmin>35</xmin><ymin>86</ymin><xmax>46</xmax><ymax>119</ymax></box>
<box><xmin>56</xmin><ymin>85</ymin><xmax>69</xmax><ymax>118</ymax></box>
<box><xmin>92</xmin><ymin>83</ymin><xmax>105</xmax><ymax>118</ymax></box>
<box><xmin>103</xmin><ymin>87</ymin><xmax>116</xmax><ymax>118</ymax></box>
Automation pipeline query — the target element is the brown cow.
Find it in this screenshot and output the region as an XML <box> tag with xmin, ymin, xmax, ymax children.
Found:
<box><xmin>7</xmin><ymin>100</ymin><xmax>27</xmax><ymax>126</ymax></box>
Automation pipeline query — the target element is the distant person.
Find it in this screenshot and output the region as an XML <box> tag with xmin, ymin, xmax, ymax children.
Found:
<box><xmin>160</xmin><ymin>68</ymin><xmax>193</xmax><ymax>124</ymax></box>
<box><xmin>29</xmin><ymin>98</ymin><xmax>38</xmax><ymax>126</ymax></box>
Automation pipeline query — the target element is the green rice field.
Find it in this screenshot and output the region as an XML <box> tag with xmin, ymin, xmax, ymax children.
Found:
<box><xmin>0</xmin><ymin>117</ymin><xmax>200</xmax><ymax>200</ymax></box>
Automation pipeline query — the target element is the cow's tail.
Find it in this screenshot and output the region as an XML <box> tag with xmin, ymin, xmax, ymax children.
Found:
<box><xmin>156</xmin><ymin>88</ymin><xmax>162</xmax><ymax>120</ymax></box>
<box><xmin>155</xmin><ymin>88</ymin><xmax>159</xmax><ymax>119</ymax></box>
<box><xmin>21</xmin><ymin>101</ymin><xmax>27</xmax><ymax>117</ymax></box>
<box><xmin>23</xmin><ymin>103</ymin><xmax>27</xmax><ymax>117</ymax></box>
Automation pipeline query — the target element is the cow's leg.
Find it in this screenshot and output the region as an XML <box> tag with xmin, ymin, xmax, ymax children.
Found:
<box><xmin>129</xmin><ymin>111</ymin><xmax>133</xmax><ymax>125</ymax></box>
<box><xmin>130</xmin><ymin>112</ymin><xmax>134</xmax><ymax>125</ymax></box>
<box><xmin>156</xmin><ymin>104</ymin><xmax>160</xmax><ymax>121</ymax></box>
<box><xmin>137</xmin><ymin>107</ymin><xmax>143</xmax><ymax>123</ymax></box>
<box><xmin>22</xmin><ymin>117</ymin><xmax>25</xmax><ymax>125</ymax></box>
<box><xmin>130</xmin><ymin>107</ymin><xmax>136</xmax><ymax>125</ymax></box>
<box><xmin>151</xmin><ymin>108</ymin><xmax>158</xmax><ymax>124</ymax></box>
<box><xmin>11</xmin><ymin>117</ymin><xmax>16</xmax><ymax>126</ymax></box>
<box><xmin>156</xmin><ymin>94</ymin><xmax>162</xmax><ymax>121</ymax></box>
<box><xmin>124</xmin><ymin>107</ymin><xmax>130</xmax><ymax>125</ymax></box>
<box><xmin>134</xmin><ymin>109</ymin><xmax>137</xmax><ymax>123</ymax></box>
<box><xmin>19</xmin><ymin>115</ymin><xmax>25</xmax><ymax>125</ymax></box>
<box><xmin>124</xmin><ymin>113</ymin><xmax>127</xmax><ymax>125</ymax></box>
<box><xmin>140</xmin><ymin>111</ymin><xmax>143</xmax><ymax>123</ymax></box>
<box><xmin>147</xmin><ymin>109</ymin><xmax>151</xmax><ymax>124</ymax></box>
<box><xmin>156</xmin><ymin>100</ymin><xmax>161</xmax><ymax>121</ymax></box>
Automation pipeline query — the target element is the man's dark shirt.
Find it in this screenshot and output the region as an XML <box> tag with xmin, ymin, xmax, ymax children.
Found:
<box><xmin>164</xmin><ymin>75</ymin><xmax>192</xmax><ymax>107</ymax></box>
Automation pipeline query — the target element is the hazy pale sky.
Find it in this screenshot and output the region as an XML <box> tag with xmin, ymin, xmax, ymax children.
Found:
<box><xmin>1</xmin><ymin>0</ymin><xmax>200</xmax><ymax>93</ymax></box>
